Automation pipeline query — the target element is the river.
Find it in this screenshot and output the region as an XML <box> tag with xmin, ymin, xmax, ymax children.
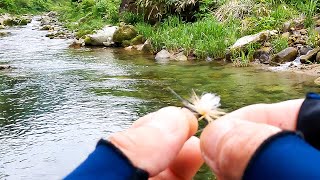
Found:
<box><xmin>0</xmin><ymin>18</ymin><xmax>318</xmax><ymax>179</ymax></box>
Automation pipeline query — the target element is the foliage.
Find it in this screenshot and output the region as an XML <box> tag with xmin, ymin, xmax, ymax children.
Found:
<box><xmin>136</xmin><ymin>16</ymin><xmax>241</xmax><ymax>58</ymax></box>
<box><xmin>0</xmin><ymin>0</ymin><xmax>60</xmax><ymax>14</ymax></box>
<box><xmin>271</xmin><ymin>37</ymin><xmax>289</xmax><ymax>53</ymax></box>
<box><xmin>120</xmin><ymin>12</ymin><xmax>144</xmax><ymax>25</ymax></box>
<box><xmin>136</xmin><ymin>0</ymin><xmax>197</xmax><ymax>21</ymax></box>
<box><xmin>307</xmin><ymin>28</ymin><xmax>320</xmax><ymax>47</ymax></box>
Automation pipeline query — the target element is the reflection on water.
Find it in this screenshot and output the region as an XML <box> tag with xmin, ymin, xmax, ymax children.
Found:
<box><xmin>0</xmin><ymin>18</ymin><xmax>318</xmax><ymax>179</ymax></box>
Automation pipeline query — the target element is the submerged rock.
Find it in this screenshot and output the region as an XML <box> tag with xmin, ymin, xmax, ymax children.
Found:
<box><xmin>0</xmin><ymin>31</ymin><xmax>11</xmax><ymax>37</ymax></box>
<box><xmin>300</xmin><ymin>47</ymin><xmax>320</xmax><ymax>63</ymax></box>
<box><xmin>253</xmin><ymin>47</ymin><xmax>272</xmax><ymax>64</ymax></box>
<box><xmin>272</xmin><ymin>47</ymin><xmax>298</xmax><ymax>63</ymax></box>
<box><xmin>316</xmin><ymin>52</ymin><xmax>320</xmax><ymax>63</ymax></box>
<box><xmin>131</xmin><ymin>35</ymin><xmax>145</xmax><ymax>45</ymax></box>
<box><xmin>299</xmin><ymin>46</ymin><xmax>313</xmax><ymax>56</ymax></box>
<box><xmin>136</xmin><ymin>39</ymin><xmax>152</xmax><ymax>53</ymax></box>
<box><xmin>113</xmin><ymin>25</ymin><xmax>137</xmax><ymax>44</ymax></box>
<box><xmin>0</xmin><ymin>65</ymin><xmax>11</xmax><ymax>70</ymax></box>
<box><xmin>69</xmin><ymin>39</ymin><xmax>85</xmax><ymax>48</ymax></box>
<box><xmin>85</xmin><ymin>26</ymin><xmax>118</xmax><ymax>46</ymax></box>
<box><xmin>40</xmin><ymin>25</ymin><xmax>53</xmax><ymax>31</ymax></box>
<box><xmin>155</xmin><ymin>49</ymin><xmax>172</xmax><ymax>61</ymax></box>
<box><xmin>174</xmin><ymin>52</ymin><xmax>188</xmax><ymax>61</ymax></box>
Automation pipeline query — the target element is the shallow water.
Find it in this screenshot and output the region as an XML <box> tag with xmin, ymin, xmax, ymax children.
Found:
<box><xmin>0</xmin><ymin>18</ymin><xmax>318</xmax><ymax>179</ymax></box>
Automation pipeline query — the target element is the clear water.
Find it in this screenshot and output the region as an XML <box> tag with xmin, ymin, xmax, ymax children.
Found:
<box><xmin>0</xmin><ymin>18</ymin><xmax>318</xmax><ymax>180</ymax></box>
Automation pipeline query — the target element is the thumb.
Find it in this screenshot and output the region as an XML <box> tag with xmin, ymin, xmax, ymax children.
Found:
<box><xmin>200</xmin><ymin>118</ymin><xmax>281</xmax><ymax>180</ymax></box>
<box><xmin>108</xmin><ymin>107</ymin><xmax>198</xmax><ymax>177</ymax></box>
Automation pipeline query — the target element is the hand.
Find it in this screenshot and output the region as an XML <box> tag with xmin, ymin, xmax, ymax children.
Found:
<box><xmin>109</xmin><ymin>99</ymin><xmax>304</xmax><ymax>179</ymax></box>
<box><xmin>201</xmin><ymin>99</ymin><xmax>304</xmax><ymax>180</ymax></box>
<box><xmin>109</xmin><ymin>107</ymin><xmax>203</xmax><ymax>179</ymax></box>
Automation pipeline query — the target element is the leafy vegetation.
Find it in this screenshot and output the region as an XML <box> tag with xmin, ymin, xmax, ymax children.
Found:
<box><xmin>0</xmin><ymin>0</ymin><xmax>63</xmax><ymax>14</ymax></box>
<box><xmin>2</xmin><ymin>0</ymin><xmax>320</xmax><ymax>64</ymax></box>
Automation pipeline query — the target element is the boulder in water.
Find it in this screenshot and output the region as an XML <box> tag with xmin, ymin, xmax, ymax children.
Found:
<box><xmin>69</xmin><ymin>39</ymin><xmax>85</xmax><ymax>48</ymax></box>
<box><xmin>155</xmin><ymin>49</ymin><xmax>172</xmax><ymax>61</ymax></box>
<box><xmin>113</xmin><ymin>25</ymin><xmax>137</xmax><ymax>45</ymax></box>
<box><xmin>174</xmin><ymin>52</ymin><xmax>188</xmax><ymax>61</ymax></box>
<box><xmin>85</xmin><ymin>25</ymin><xmax>119</xmax><ymax>46</ymax></box>
<box><xmin>253</xmin><ymin>47</ymin><xmax>272</xmax><ymax>64</ymax></box>
<box><xmin>0</xmin><ymin>31</ymin><xmax>11</xmax><ymax>37</ymax></box>
<box><xmin>0</xmin><ymin>65</ymin><xmax>11</xmax><ymax>70</ymax></box>
<box><xmin>272</xmin><ymin>47</ymin><xmax>298</xmax><ymax>63</ymax></box>
<box><xmin>300</xmin><ymin>47</ymin><xmax>320</xmax><ymax>63</ymax></box>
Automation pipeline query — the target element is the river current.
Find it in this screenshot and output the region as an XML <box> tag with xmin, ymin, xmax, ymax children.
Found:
<box><xmin>0</xmin><ymin>18</ymin><xmax>318</xmax><ymax>179</ymax></box>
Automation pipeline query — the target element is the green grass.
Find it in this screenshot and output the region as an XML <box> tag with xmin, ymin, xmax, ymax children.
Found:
<box><xmin>2</xmin><ymin>0</ymin><xmax>320</xmax><ymax>62</ymax></box>
<box><xmin>136</xmin><ymin>16</ymin><xmax>241</xmax><ymax>59</ymax></box>
<box><xmin>271</xmin><ymin>37</ymin><xmax>289</xmax><ymax>54</ymax></box>
<box><xmin>0</xmin><ymin>0</ymin><xmax>62</xmax><ymax>14</ymax></box>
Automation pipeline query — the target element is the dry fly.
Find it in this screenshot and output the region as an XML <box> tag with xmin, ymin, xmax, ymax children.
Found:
<box><xmin>169</xmin><ymin>88</ymin><xmax>226</xmax><ymax>123</ymax></box>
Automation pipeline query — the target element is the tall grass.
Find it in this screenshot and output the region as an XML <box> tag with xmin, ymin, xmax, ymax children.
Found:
<box><xmin>0</xmin><ymin>0</ymin><xmax>61</xmax><ymax>14</ymax></box>
<box><xmin>136</xmin><ymin>16</ymin><xmax>241</xmax><ymax>58</ymax></box>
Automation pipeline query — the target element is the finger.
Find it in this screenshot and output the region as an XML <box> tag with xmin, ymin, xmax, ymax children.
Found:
<box><xmin>200</xmin><ymin>118</ymin><xmax>281</xmax><ymax>180</ymax></box>
<box><xmin>151</xmin><ymin>136</ymin><xmax>203</xmax><ymax>180</ymax></box>
<box><xmin>220</xmin><ymin>99</ymin><xmax>304</xmax><ymax>130</ymax></box>
<box><xmin>108</xmin><ymin>107</ymin><xmax>198</xmax><ymax>176</ymax></box>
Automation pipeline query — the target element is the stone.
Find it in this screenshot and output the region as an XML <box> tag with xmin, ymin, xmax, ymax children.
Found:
<box><xmin>124</xmin><ymin>46</ymin><xmax>133</xmax><ymax>51</ymax></box>
<box><xmin>315</xmin><ymin>27</ymin><xmax>320</xmax><ymax>35</ymax></box>
<box><xmin>3</xmin><ymin>18</ymin><xmax>18</xmax><ymax>26</ymax></box>
<box><xmin>316</xmin><ymin>19</ymin><xmax>320</xmax><ymax>27</ymax></box>
<box><xmin>113</xmin><ymin>25</ymin><xmax>138</xmax><ymax>44</ymax></box>
<box><xmin>272</xmin><ymin>47</ymin><xmax>298</xmax><ymax>63</ymax></box>
<box><xmin>0</xmin><ymin>65</ymin><xmax>11</xmax><ymax>70</ymax></box>
<box><xmin>40</xmin><ymin>16</ymin><xmax>51</xmax><ymax>26</ymax></box>
<box><xmin>283</xmin><ymin>21</ymin><xmax>291</xmax><ymax>32</ymax></box>
<box><xmin>40</xmin><ymin>25</ymin><xmax>53</xmax><ymax>31</ymax></box>
<box><xmin>253</xmin><ymin>47</ymin><xmax>272</xmax><ymax>64</ymax></box>
<box><xmin>230</xmin><ymin>30</ymin><xmax>275</xmax><ymax>49</ymax></box>
<box><xmin>47</xmin><ymin>11</ymin><xmax>58</xmax><ymax>18</ymax></box>
<box><xmin>174</xmin><ymin>52</ymin><xmax>188</xmax><ymax>61</ymax></box>
<box><xmin>84</xmin><ymin>26</ymin><xmax>119</xmax><ymax>46</ymax></box>
<box><xmin>0</xmin><ymin>31</ymin><xmax>11</xmax><ymax>37</ymax></box>
<box><xmin>155</xmin><ymin>49</ymin><xmax>172</xmax><ymax>61</ymax></box>
<box><xmin>138</xmin><ymin>39</ymin><xmax>152</xmax><ymax>53</ymax></box>
<box><xmin>299</xmin><ymin>46</ymin><xmax>313</xmax><ymax>56</ymax></box>
<box><xmin>282</xmin><ymin>32</ymin><xmax>290</xmax><ymax>39</ymax></box>
<box><xmin>314</xmin><ymin>77</ymin><xmax>320</xmax><ymax>85</ymax></box>
<box><xmin>300</xmin><ymin>47</ymin><xmax>320</xmax><ymax>63</ymax></box>
<box><xmin>131</xmin><ymin>35</ymin><xmax>145</xmax><ymax>45</ymax></box>
<box><xmin>69</xmin><ymin>39</ymin><xmax>84</xmax><ymax>48</ymax></box>
<box><xmin>316</xmin><ymin>52</ymin><xmax>320</xmax><ymax>63</ymax></box>
<box><xmin>299</xmin><ymin>29</ymin><xmax>308</xmax><ymax>35</ymax></box>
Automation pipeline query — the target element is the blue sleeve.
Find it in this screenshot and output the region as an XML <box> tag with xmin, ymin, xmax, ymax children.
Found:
<box><xmin>243</xmin><ymin>131</ymin><xmax>320</xmax><ymax>180</ymax></box>
<box><xmin>64</xmin><ymin>139</ymin><xmax>148</xmax><ymax>180</ymax></box>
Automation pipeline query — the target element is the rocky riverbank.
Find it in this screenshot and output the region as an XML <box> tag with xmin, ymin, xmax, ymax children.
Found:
<box><xmin>1</xmin><ymin>11</ymin><xmax>320</xmax><ymax>78</ymax></box>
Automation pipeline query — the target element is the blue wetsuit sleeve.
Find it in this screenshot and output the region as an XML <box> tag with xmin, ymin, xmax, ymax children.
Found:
<box><xmin>64</xmin><ymin>139</ymin><xmax>148</xmax><ymax>180</ymax></box>
<box><xmin>243</xmin><ymin>131</ymin><xmax>320</xmax><ymax>180</ymax></box>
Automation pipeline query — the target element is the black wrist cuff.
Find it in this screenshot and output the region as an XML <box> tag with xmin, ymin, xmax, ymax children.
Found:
<box><xmin>297</xmin><ymin>92</ymin><xmax>320</xmax><ymax>149</ymax></box>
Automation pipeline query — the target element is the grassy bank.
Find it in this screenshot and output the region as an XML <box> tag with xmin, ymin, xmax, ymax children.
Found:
<box><xmin>2</xmin><ymin>0</ymin><xmax>320</xmax><ymax>62</ymax></box>
<box><xmin>0</xmin><ymin>0</ymin><xmax>65</xmax><ymax>14</ymax></box>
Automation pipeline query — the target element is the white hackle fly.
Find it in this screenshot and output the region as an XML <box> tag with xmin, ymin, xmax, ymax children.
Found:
<box><xmin>169</xmin><ymin>88</ymin><xmax>226</xmax><ymax>123</ymax></box>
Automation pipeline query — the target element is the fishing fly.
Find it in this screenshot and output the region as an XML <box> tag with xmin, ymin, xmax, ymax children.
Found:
<box><xmin>168</xmin><ymin>88</ymin><xmax>226</xmax><ymax>123</ymax></box>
